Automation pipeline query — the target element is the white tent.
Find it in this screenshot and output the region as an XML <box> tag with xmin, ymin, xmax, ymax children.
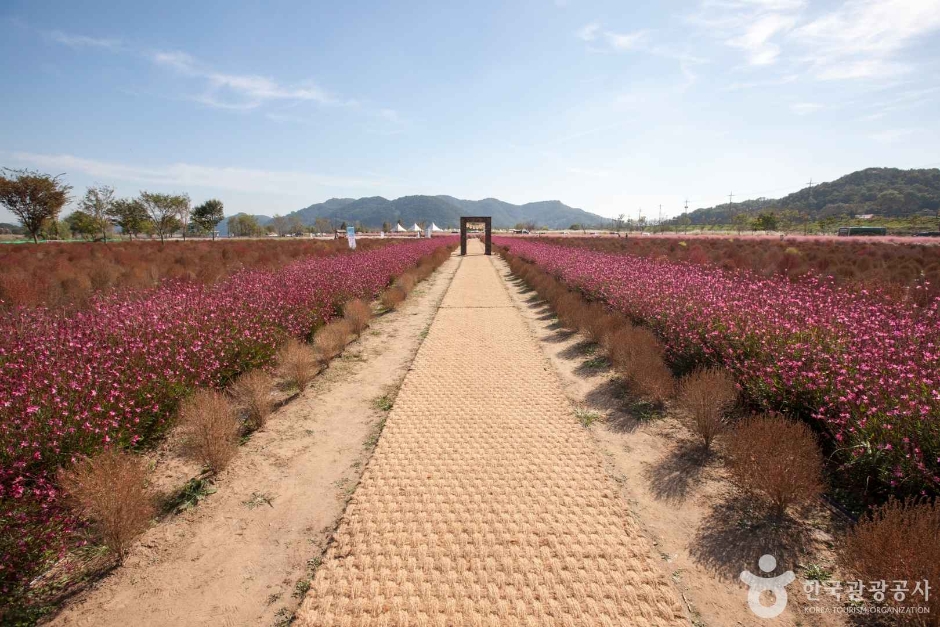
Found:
<box><xmin>409</xmin><ymin>223</ymin><xmax>422</xmax><ymax>232</ymax></box>
<box><xmin>392</xmin><ymin>223</ymin><xmax>407</xmax><ymax>232</ymax></box>
<box><xmin>430</xmin><ymin>223</ymin><xmax>444</xmax><ymax>232</ymax></box>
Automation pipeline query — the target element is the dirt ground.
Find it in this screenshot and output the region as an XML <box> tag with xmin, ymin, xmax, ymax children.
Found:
<box><xmin>493</xmin><ymin>255</ymin><xmax>849</xmax><ymax>627</ymax></box>
<box><xmin>48</xmin><ymin>254</ymin><xmax>460</xmax><ymax>627</ymax></box>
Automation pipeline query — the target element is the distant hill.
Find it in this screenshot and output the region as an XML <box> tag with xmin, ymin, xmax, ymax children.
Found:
<box><xmin>681</xmin><ymin>167</ymin><xmax>940</xmax><ymax>225</ymax></box>
<box><xmin>220</xmin><ymin>195</ymin><xmax>607</xmax><ymax>233</ymax></box>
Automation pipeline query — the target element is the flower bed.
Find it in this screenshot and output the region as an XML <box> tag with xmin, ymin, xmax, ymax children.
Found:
<box><xmin>0</xmin><ymin>237</ymin><xmax>454</xmax><ymax>601</ymax></box>
<box><xmin>496</xmin><ymin>238</ymin><xmax>940</xmax><ymax>497</ymax></box>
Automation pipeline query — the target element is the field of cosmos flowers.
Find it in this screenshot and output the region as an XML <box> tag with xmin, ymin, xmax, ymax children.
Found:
<box><xmin>0</xmin><ymin>237</ymin><xmax>453</xmax><ymax>603</ymax></box>
<box><xmin>495</xmin><ymin>237</ymin><xmax>940</xmax><ymax>499</ymax></box>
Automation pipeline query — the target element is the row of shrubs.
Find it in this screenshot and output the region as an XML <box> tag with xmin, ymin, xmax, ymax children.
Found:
<box><xmin>0</xmin><ymin>238</ymin><xmax>385</xmax><ymax>310</ymax></box>
<box><xmin>502</xmin><ymin>249</ymin><xmax>940</xmax><ymax>624</ymax></box>
<box><xmin>545</xmin><ymin>235</ymin><xmax>940</xmax><ymax>304</ymax></box>
<box><xmin>5</xmin><ymin>243</ymin><xmax>455</xmax><ymax>622</ymax></box>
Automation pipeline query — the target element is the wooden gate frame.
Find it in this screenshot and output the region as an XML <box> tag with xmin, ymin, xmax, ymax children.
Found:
<box><xmin>460</xmin><ymin>216</ymin><xmax>492</xmax><ymax>256</ymax></box>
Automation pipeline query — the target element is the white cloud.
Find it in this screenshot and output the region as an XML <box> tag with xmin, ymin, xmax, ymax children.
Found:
<box><xmin>150</xmin><ymin>50</ymin><xmax>351</xmax><ymax>109</ymax></box>
<box><xmin>11</xmin><ymin>152</ymin><xmax>393</xmax><ymax>196</ymax></box>
<box><xmin>726</xmin><ymin>13</ymin><xmax>798</xmax><ymax>65</ymax></box>
<box><xmin>792</xmin><ymin>0</ymin><xmax>940</xmax><ymax>80</ymax></box>
<box><xmin>604</xmin><ymin>30</ymin><xmax>649</xmax><ymax>50</ymax></box>
<box><xmin>576</xmin><ymin>22</ymin><xmax>600</xmax><ymax>41</ymax></box>
<box><xmin>867</xmin><ymin>128</ymin><xmax>916</xmax><ymax>142</ymax></box>
<box><xmin>789</xmin><ymin>101</ymin><xmax>825</xmax><ymax>114</ymax></box>
<box><xmin>724</xmin><ymin>73</ymin><xmax>798</xmax><ymax>90</ymax></box>
<box><xmin>567</xmin><ymin>166</ymin><xmax>610</xmax><ymax>178</ymax></box>
<box><xmin>46</xmin><ymin>30</ymin><xmax>122</xmax><ymax>49</ymax></box>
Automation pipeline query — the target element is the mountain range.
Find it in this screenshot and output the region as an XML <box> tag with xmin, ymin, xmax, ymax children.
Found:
<box><xmin>679</xmin><ymin>167</ymin><xmax>940</xmax><ymax>225</ymax></box>
<box><xmin>219</xmin><ymin>195</ymin><xmax>607</xmax><ymax>234</ymax></box>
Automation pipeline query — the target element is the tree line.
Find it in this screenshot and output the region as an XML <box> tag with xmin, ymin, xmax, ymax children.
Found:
<box><xmin>0</xmin><ymin>168</ymin><xmax>224</xmax><ymax>243</ymax></box>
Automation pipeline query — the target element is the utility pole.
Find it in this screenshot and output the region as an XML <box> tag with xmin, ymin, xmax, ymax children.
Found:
<box><xmin>658</xmin><ymin>204</ymin><xmax>662</xmax><ymax>233</ymax></box>
<box><xmin>637</xmin><ymin>207</ymin><xmax>642</xmax><ymax>232</ymax></box>
<box><xmin>728</xmin><ymin>192</ymin><xmax>735</xmax><ymax>231</ymax></box>
<box><xmin>805</xmin><ymin>178</ymin><xmax>814</xmax><ymax>235</ymax></box>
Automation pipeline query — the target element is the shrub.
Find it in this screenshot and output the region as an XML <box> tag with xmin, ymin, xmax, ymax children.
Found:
<box><xmin>343</xmin><ymin>298</ymin><xmax>372</xmax><ymax>335</ymax></box>
<box><xmin>0</xmin><ymin>237</ymin><xmax>456</xmax><ymax>599</ymax></box>
<box><xmin>178</xmin><ymin>390</ymin><xmax>240</xmax><ymax>473</ymax></box>
<box><xmin>678</xmin><ymin>368</ymin><xmax>738</xmax><ymax>451</ymax></box>
<box><xmin>230</xmin><ymin>369</ymin><xmax>274</xmax><ymax>431</ymax></box>
<box><xmin>393</xmin><ymin>273</ymin><xmax>416</xmax><ymax>294</ymax></box>
<box><xmin>277</xmin><ymin>339</ymin><xmax>319</xmax><ymax>391</ymax></box>
<box><xmin>841</xmin><ymin>498</ymin><xmax>939</xmax><ymax>625</ymax></box>
<box><xmin>58</xmin><ymin>450</ymin><xmax>155</xmax><ymax>561</ymax></box>
<box><xmin>498</xmin><ymin>238</ymin><xmax>940</xmax><ymax>494</ymax></box>
<box><xmin>585</xmin><ymin>311</ymin><xmax>624</xmax><ymax>346</ymax></box>
<box><xmin>313</xmin><ymin>319</ymin><xmax>353</xmax><ymax>364</ymax></box>
<box><xmin>607</xmin><ymin>326</ymin><xmax>675</xmax><ymax>404</ymax></box>
<box><xmin>726</xmin><ymin>413</ymin><xmax>824</xmax><ymax>518</ymax></box>
<box><xmin>380</xmin><ymin>286</ymin><xmax>407</xmax><ymax>310</ymax></box>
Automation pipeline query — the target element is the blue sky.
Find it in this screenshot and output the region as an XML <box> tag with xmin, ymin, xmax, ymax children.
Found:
<box><xmin>2</xmin><ymin>0</ymin><xmax>939</xmax><ymax>223</ymax></box>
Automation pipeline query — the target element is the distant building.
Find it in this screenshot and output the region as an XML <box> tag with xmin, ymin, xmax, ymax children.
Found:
<box><xmin>856</xmin><ymin>214</ymin><xmax>874</xmax><ymax>220</ymax></box>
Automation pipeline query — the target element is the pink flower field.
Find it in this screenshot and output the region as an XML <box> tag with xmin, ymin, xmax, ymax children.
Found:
<box><xmin>496</xmin><ymin>238</ymin><xmax>940</xmax><ymax>497</ymax></box>
<box><xmin>0</xmin><ymin>237</ymin><xmax>453</xmax><ymax>600</ymax></box>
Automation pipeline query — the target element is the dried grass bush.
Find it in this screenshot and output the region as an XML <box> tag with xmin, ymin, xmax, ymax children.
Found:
<box><xmin>277</xmin><ymin>339</ymin><xmax>318</xmax><ymax>391</ymax></box>
<box><xmin>178</xmin><ymin>389</ymin><xmax>240</xmax><ymax>473</ymax></box>
<box><xmin>314</xmin><ymin>319</ymin><xmax>353</xmax><ymax>364</ymax></box>
<box><xmin>394</xmin><ymin>273</ymin><xmax>416</xmax><ymax>294</ymax></box>
<box><xmin>607</xmin><ymin>326</ymin><xmax>675</xmax><ymax>404</ymax></box>
<box><xmin>343</xmin><ymin>298</ymin><xmax>372</xmax><ymax>335</ymax></box>
<box><xmin>840</xmin><ymin>498</ymin><xmax>939</xmax><ymax>625</ymax></box>
<box><xmin>59</xmin><ymin>450</ymin><xmax>155</xmax><ymax>561</ymax></box>
<box><xmin>554</xmin><ymin>292</ymin><xmax>584</xmax><ymax>329</ymax></box>
<box><xmin>725</xmin><ymin>413</ymin><xmax>824</xmax><ymax>518</ymax></box>
<box><xmin>586</xmin><ymin>311</ymin><xmax>624</xmax><ymax>346</ymax></box>
<box><xmin>678</xmin><ymin>368</ymin><xmax>738</xmax><ymax>451</ymax></box>
<box><xmin>230</xmin><ymin>369</ymin><xmax>274</xmax><ymax>431</ymax></box>
<box><xmin>380</xmin><ymin>286</ymin><xmax>407</xmax><ymax>310</ymax></box>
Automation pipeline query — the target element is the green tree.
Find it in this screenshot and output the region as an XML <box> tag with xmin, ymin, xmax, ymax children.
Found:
<box><xmin>314</xmin><ymin>217</ymin><xmax>332</xmax><ymax>235</ymax></box>
<box><xmin>0</xmin><ymin>168</ymin><xmax>72</xmax><ymax>243</ymax></box>
<box><xmin>287</xmin><ymin>215</ymin><xmax>304</xmax><ymax>235</ymax></box>
<box><xmin>876</xmin><ymin>190</ymin><xmax>905</xmax><ymax>215</ymax></box>
<box><xmin>753</xmin><ymin>212</ymin><xmax>779</xmax><ymax>231</ymax></box>
<box><xmin>108</xmin><ymin>198</ymin><xmax>151</xmax><ymax>239</ymax></box>
<box><xmin>192</xmin><ymin>199</ymin><xmax>224</xmax><ymax>239</ymax></box>
<box><xmin>381</xmin><ymin>221</ymin><xmax>391</xmax><ymax>233</ymax></box>
<box><xmin>177</xmin><ymin>194</ymin><xmax>192</xmax><ymax>240</ymax></box>
<box><xmin>139</xmin><ymin>191</ymin><xmax>186</xmax><ymax>243</ymax></box>
<box><xmin>228</xmin><ymin>214</ymin><xmax>262</xmax><ymax>237</ymax></box>
<box><xmin>79</xmin><ymin>185</ymin><xmax>115</xmax><ymax>242</ymax></box>
<box><xmin>732</xmin><ymin>213</ymin><xmax>751</xmax><ymax>233</ymax></box>
<box><xmin>66</xmin><ymin>210</ymin><xmax>101</xmax><ymax>240</ymax></box>
<box><xmin>270</xmin><ymin>215</ymin><xmax>287</xmax><ymax>236</ymax></box>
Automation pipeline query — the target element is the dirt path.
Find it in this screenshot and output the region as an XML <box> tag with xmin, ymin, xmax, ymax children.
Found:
<box><xmin>297</xmin><ymin>240</ymin><xmax>686</xmax><ymax>627</ymax></box>
<box><xmin>50</xmin><ymin>254</ymin><xmax>462</xmax><ymax>627</ymax></box>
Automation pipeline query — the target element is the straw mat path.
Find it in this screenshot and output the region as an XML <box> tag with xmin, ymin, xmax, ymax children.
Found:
<box><xmin>297</xmin><ymin>240</ymin><xmax>686</xmax><ymax>626</ymax></box>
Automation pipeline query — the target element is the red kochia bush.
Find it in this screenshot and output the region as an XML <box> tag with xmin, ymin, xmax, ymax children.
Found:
<box><xmin>496</xmin><ymin>238</ymin><xmax>940</xmax><ymax>496</ymax></box>
<box><xmin>58</xmin><ymin>450</ymin><xmax>155</xmax><ymax>562</ymax></box>
<box><xmin>0</xmin><ymin>238</ymin><xmax>392</xmax><ymax>309</ymax></box>
<box><xmin>841</xmin><ymin>498</ymin><xmax>940</xmax><ymax>625</ymax></box>
<box><xmin>0</xmin><ymin>237</ymin><xmax>455</xmax><ymax>604</ymax></box>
